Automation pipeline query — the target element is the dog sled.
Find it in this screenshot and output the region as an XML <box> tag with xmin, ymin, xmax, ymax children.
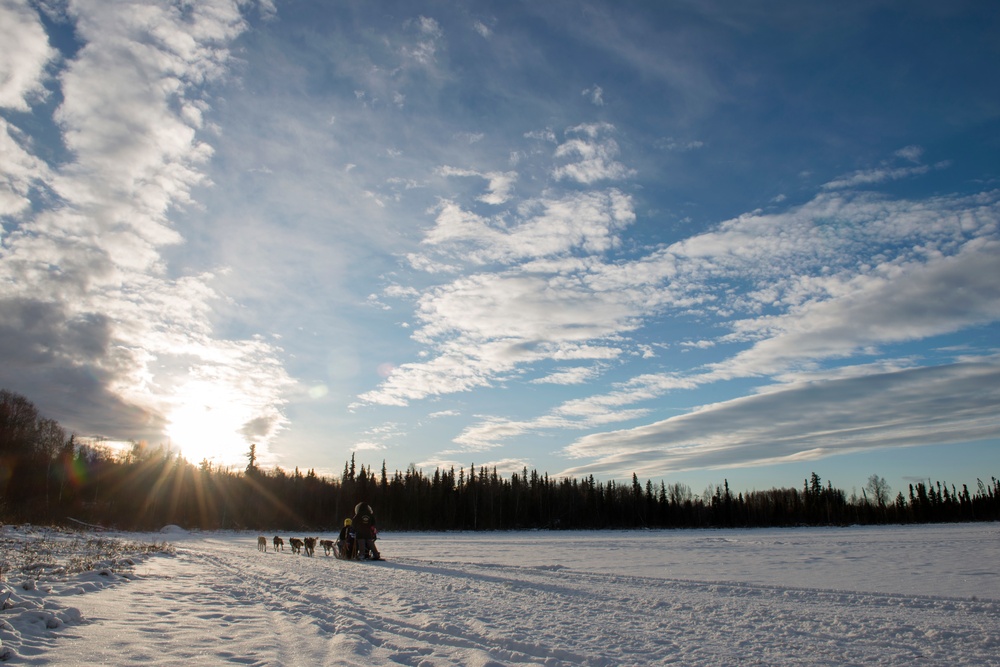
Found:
<box><xmin>333</xmin><ymin>524</ymin><xmax>382</xmax><ymax>561</ymax></box>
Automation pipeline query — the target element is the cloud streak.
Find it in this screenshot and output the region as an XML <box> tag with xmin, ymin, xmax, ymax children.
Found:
<box><xmin>560</xmin><ymin>358</ymin><xmax>1000</xmax><ymax>479</ymax></box>
<box><xmin>362</xmin><ymin>133</ymin><xmax>1000</xmax><ymax>472</ymax></box>
<box><xmin>368</xmin><ymin>170</ymin><xmax>1000</xmax><ymax>408</ymax></box>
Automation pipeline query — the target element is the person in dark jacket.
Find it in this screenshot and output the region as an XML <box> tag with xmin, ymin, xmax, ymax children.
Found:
<box><xmin>351</xmin><ymin>502</ymin><xmax>381</xmax><ymax>560</ymax></box>
<box><xmin>335</xmin><ymin>518</ymin><xmax>354</xmax><ymax>559</ymax></box>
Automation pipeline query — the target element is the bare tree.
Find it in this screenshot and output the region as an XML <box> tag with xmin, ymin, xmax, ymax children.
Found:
<box><xmin>866</xmin><ymin>474</ymin><xmax>891</xmax><ymax>508</ymax></box>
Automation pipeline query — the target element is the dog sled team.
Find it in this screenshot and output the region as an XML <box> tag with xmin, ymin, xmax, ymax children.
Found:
<box><xmin>335</xmin><ymin>502</ymin><xmax>382</xmax><ymax>560</ymax></box>
<box><xmin>259</xmin><ymin>502</ymin><xmax>382</xmax><ymax>561</ymax></box>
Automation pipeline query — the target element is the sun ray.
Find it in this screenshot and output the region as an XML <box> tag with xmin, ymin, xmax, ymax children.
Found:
<box><xmin>164</xmin><ymin>380</ymin><xmax>262</xmax><ymax>467</ymax></box>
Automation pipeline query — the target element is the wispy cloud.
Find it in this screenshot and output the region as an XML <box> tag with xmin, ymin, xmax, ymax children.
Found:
<box><xmin>0</xmin><ymin>1</ymin><xmax>55</xmax><ymax>218</ymax></box>
<box><xmin>560</xmin><ymin>358</ymin><xmax>1000</xmax><ymax>479</ymax></box>
<box><xmin>0</xmin><ymin>117</ymin><xmax>52</xmax><ymax>217</ymax></box>
<box><xmin>437</xmin><ymin>166</ymin><xmax>518</xmax><ymax>205</ymax></box>
<box><xmin>582</xmin><ymin>84</ymin><xmax>605</xmax><ymax>106</ymax></box>
<box><xmin>0</xmin><ymin>1</ymin><xmax>54</xmax><ymax>112</ymax></box>
<box><xmin>532</xmin><ymin>365</ymin><xmax>605</xmax><ymax>385</ymax></box>
<box><xmin>552</xmin><ymin>123</ymin><xmax>635</xmax><ymax>184</ymax></box>
<box><xmin>402</xmin><ymin>16</ymin><xmax>444</xmax><ymax>66</ymax></box>
<box><xmin>822</xmin><ymin>165</ymin><xmax>931</xmax><ymax>190</ymax></box>
<box><xmin>472</xmin><ymin>19</ymin><xmax>493</xmax><ymax>39</ymax></box>
<box><xmin>705</xmin><ymin>237</ymin><xmax>1000</xmax><ymax>381</ymax></box>
<box><xmin>363</xmin><ymin>133</ymin><xmax>1000</xmax><ymax>466</ymax></box>
<box><xmin>821</xmin><ymin>146</ymin><xmax>943</xmax><ymax>190</ymax></box>
<box><xmin>0</xmin><ymin>1</ymin><xmax>292</xmax><ymax>464</ymax></box>
<box><xmin>418</xmin><ymin>189</ymin><xmax>634</xmax><ymax>266</ymax></box>
<box><xmin>654</xmin><ymin>137</ymin><xmax>704</xmax><ymax>152</ymax></box>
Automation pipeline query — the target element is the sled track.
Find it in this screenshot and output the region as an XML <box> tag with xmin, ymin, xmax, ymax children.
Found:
<box><xmin>174</xmin><ymin>539</ymin><xmax>1000</xmax><ymax>666</ymax></box>
<box><xmin>33</xmin><ymin>535</ymin><xmax>1000</xmax><ymax>666</ymax></box>
<box><xmin>184</xmin><ymin>544</ymin><xmax>585</xmax><ymax>665</ymax></box>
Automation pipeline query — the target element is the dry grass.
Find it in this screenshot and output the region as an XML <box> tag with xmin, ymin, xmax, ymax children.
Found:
<box><xmin>0</xmin><ymin>527</ymin><xmax>174</xmax><ymax>582</ymax></box>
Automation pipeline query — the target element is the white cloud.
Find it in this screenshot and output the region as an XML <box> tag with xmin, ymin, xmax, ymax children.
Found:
<box><xmin>895</xmin><ymin>145</ymin><xmax>924</xmax><ymax>162</ymax></box>
<box><xmin>437</xmin><ymin>166</ymin><xmax>517</xmax><ymax>205</ymax></box>
<box><xmin>821</xmin><ymin>148</ymin><xmax>938</xmax><ymax>191</ymax></box>
<box><xmin>0</xmin><ymin>0</ymin><xmax>56</xmax><ymax>111</ymax></box>
<box><xmin>655</xmin><ymin>137</ymin><xmax>704</xmax><ymax>152</ymax></box>
<box><xmin>450</xmin><ymin>386</ymin><xmax>658</xmax><ymax>451</ymax></box>
<box><xmin>473</xmin><ymin>20</ymin><xmax>492</xmax><ymax>38</ymax></box>
<box><xmin>560</xmin><ymin>357</ymin><xmax>1000</xmax><ymax>479</ymax></box>
<box><xmin>358</xmin><ymin>294</ymin><xmax>628</xmax><ymax>406</ymax></box>
<box><xmin>525</xmin><ymin>129</ymin><xmax>557</xmax><ymax>143</ymax></box>
<box><xmin>552</xmin><ymin>124</ymin><xmax>635</xmax><ymax>184</ymax></box>
<box><xmin>480</xmin><ymin>172</ymin><xmax>517</xmax><ymax>205</ymax></box>
<box><xmin>402</xmin><ymin>15</ymin><xmax>443</xmax><ymax>65</ymax></box>
<box><xmin>440</xmin><ymin>373</ymin><xmax>678</xmax><ymax>453</ymax></box>
<box><xmin>352</xmin><ymin>440</ymin><xmax>387</xmax><ymax>452</ymax></box>
<box><xmin>381</xmin><ymin>176</ymin><xmax>1000</xmax><ymax>465</ymax></box>
<box><xmin>412</xmin><ymin>272</ymin><xmax>633</xmax><ymax>352</ymax></box>
<box><xmin>0</xmin><ymin>118</ymin><xmax>53</xmax><ymax>217</ymax></box>
<box><xmin>583</xmin><ymin>84</ymin><xmax>604</xmax><ymax>106</ymax></box>
<box><xmin>357</xmin><ymin>345</ymin><xmax>499</xmax><ymax>406</ymax></box>
<box><xmin>369</xmin><ymin>144</ymin><xmax>1000</xmax><ymax>420</ymax></box>
<box><xmin>418</xmin><ymin>16</ymin><xmax>442</xmax><ymax>37</ymax></box>
<box><xmin>706</xmin><ymin>237</ymin><xmax>1000</xmax><ymax>381</ymax></box>
<box><xmin>0</xmin><ymin>1</ymin><xmax>292</xmax><ymax>464</ymax></box>
<box><xmin>822</xmin><ymin>164</ymin><xmax>930</xmax><ymax>190</ymax></box>
<box><xmin>452</xmin><ymin>417</ymin><xmax>536</xmax><ymax>452</ymax></box>
<box><xmin>421</xmin><ymin>189</ymin><xmax>634</xmax><ymax>265</ymax></box>
<box><xmin>554</xmin><ymin>373</ymin><xmax>695</xmax><ymax>419</ymax></box>
<box><xmin>455</xmin><ymin>132</ymin><xmax>485</xmax><ymax>144</ymax></box>
<box><xmin>257</xmin><ymin>0</ymin><xmax>277</xmax><ymax>21</ymax></box>
<box><xmin>532</xmin><ymin>365</ymin><xmax>604</xmax><ymax>385</ymax></box>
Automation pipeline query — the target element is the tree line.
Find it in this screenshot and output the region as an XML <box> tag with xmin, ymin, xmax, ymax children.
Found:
<box><xmin>2</xmin><ymin>389</ymin><xmax>999</xmax><ymax>531</ymax></box>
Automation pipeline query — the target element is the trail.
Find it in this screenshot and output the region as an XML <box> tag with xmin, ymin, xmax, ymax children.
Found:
<box><xmin>27</xmin><ymin>532</ymin><xmax>1000</xmax><ymax>666</ymax></box>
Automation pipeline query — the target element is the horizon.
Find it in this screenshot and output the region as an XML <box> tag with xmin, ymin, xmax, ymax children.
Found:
<box><xmin>1</xmin><ymin>1</ymin><xmax>998</xmax><ymax>500</ymax></box>
<box><xmin>61</xmin><ymin>424</ymin><xmax>999</xmax><ymax>500</ymax></box>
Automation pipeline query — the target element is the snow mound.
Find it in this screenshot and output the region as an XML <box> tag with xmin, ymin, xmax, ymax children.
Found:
<box><xmin>159</xmin><ymin>525</ymin><xmax>187</xmax><ymax>535</ymax></box>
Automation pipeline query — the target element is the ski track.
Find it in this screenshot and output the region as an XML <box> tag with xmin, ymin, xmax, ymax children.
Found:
<box><xmin>22</xmin><ymin>533</ymin><xmax>1000</xmax><ymax>666</ymax></box>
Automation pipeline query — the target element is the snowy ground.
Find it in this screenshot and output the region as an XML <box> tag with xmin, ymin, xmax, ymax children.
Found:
<box><xmin>2</xmin><ymin>523</ymin><xmax>998</xmax><ymax>666</ymax></box>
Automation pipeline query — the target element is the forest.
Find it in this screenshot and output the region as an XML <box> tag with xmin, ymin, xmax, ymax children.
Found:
<box><xmin>2</xmin><ymin>389</ymin><xmax>999</xmax><ymax>531</ymax></box>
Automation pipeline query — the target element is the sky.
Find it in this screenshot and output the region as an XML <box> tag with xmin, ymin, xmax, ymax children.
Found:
<box><xmin>1</xmin><ymin>0</ymin><xmax>999</xmax><ymax>496</ymax></box>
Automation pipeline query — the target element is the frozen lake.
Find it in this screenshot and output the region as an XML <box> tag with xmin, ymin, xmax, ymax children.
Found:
<box><xmin>3</xmin><ymin>522</ymin><xmax>999</xmax><ymax>665</ymax></box>
<box><xmin>391</xmin><ymin>523</ymin><xmax>1000</xmax><ymax>599</ymax></box>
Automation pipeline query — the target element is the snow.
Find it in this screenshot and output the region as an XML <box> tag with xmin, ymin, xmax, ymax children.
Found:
<box><xmin>2</xmin><ymin>523</ymin><xmax>999</xmax><ymax>665</ymax></box>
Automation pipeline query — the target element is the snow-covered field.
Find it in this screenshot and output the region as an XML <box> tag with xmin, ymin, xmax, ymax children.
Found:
<box><xmin>2</xmin><ymin>523</ymin><xmax>998</xmax><ymax>666</ymax></box>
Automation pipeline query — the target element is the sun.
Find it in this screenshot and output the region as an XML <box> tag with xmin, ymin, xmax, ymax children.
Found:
<box><xmin>164</xmin><ymin>381</ymin><xmax>257</xmax><ymax>466</ymax></box>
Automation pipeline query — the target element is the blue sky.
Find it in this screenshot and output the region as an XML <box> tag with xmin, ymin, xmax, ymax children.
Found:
<box><xmin>2</xmin><ymin>0</ymin><xmax>999</xmax><ymax>497</ymax></box>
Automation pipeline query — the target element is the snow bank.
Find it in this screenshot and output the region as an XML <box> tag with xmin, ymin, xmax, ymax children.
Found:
<box><xmin>0</xmin><ymin>525</ymin><xmax>170</xmax><ymax>662</ymax></box>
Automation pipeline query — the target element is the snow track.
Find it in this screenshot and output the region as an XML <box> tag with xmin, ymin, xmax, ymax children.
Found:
<box><xmin>27</xmin><ymin>528</ymin><xmax>1000</xmax><ymax>666</ymax></box>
